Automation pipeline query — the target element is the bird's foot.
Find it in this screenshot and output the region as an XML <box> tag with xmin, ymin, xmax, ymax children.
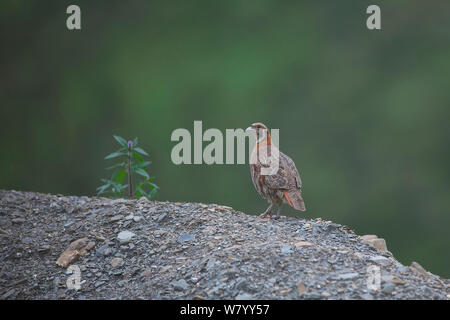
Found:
<box><xmin>259</xmin><ymin>212</ymin><xmax>270</xmax><ymax>219</ymax></box>
<box><xmin>272</xmin><ymin>207</ymin><xmax>282</xmax><ymax>220</ymax></box>
<box><xmin>259</xmin><ymin>204</ymin><xmax>274</xmax><ymax>219</ymax></box>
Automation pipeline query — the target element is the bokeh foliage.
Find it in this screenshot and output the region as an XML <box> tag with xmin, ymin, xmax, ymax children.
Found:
<box><xmin>1</xmin><ymin>1</ymin><xmax>449</xmax><ymax>277</ymax></box>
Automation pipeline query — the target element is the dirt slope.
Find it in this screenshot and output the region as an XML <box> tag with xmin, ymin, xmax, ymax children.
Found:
<box><xmin>0</xmin><ymin>190</ymin><xmax>448</xmax><ymax>300</ymax></box>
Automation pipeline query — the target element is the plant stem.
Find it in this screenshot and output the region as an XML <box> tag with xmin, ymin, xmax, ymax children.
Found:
<box><xmin>128</xmin><ymin>151</ymin><xmax>132</xmax><ymax>198</ymax></box>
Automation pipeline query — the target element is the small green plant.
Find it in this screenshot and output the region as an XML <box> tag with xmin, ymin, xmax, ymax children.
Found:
<box><xmin>97</xmin><ymin>135</ymin><xmax>159</xmax><ymax>199</ymax></box>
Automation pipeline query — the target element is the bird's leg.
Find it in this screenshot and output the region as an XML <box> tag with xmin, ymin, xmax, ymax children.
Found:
<box><xmin>259</xmin><ymin>203</ymin><xmax>274</xmax><ymax>219</ymax></box>
<box><xmin>273</xmin><ymin>205</ymin><xmax>282</xmax><ymax>220</ymax></box>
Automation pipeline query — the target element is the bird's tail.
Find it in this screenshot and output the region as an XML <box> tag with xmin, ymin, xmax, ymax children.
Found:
<box><xmin>284</xmin><ymin>190</ymin><xmax>306</xmax><ymax>211</ymax></box>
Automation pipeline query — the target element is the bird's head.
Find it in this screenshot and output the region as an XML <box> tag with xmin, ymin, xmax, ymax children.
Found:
<box><xmin>246</xmin><ymin>122</ymin><xmax>271</xmax><ymax>144</ymax></box>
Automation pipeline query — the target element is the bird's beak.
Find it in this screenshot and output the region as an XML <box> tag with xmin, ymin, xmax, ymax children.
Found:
<box><xmin>245</xmin><ymin>126</ymin><xmax>253</xmax><ymax>132</ymax></box>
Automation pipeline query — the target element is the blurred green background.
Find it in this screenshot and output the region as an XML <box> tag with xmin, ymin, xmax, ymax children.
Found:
<box><xmin>1</xmin><ymin>1</ymin><xmax>449</xmax><ymax>277</ymax></box>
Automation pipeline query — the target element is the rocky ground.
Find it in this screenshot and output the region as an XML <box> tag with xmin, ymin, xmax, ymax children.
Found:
<box><xmin>0</xmin><ymin>189</ymin><xmax>448</xmax><ymax>300</ymax></box>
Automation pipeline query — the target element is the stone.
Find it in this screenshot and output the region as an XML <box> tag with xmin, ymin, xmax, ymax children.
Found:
<box><xmin>224</xmin><ymin>244</ymin><xmax>240</xmax><ymax>251</ymax></box>
<box><xmin>295</xmin><ymin>241</ymin><xmax>313</xmax><ymax>247</ymax></box>
<box><xmin>396</xmin><ymin>265</ymin><xmax>410</xmax><ymax>273</ymax></box>
<box><xmin>111</xmin><ymin>215</ymin><xmax>124</xmax><ymax>222</ymax></box>
<box><xmin>138</xmin><ymin>196</ymin><xmax>149</xmax><ymax>202</ymax></box>
<box><xmin>1</xmin><ymin>289</ymin><xmax>16</xmax><ymax>299</ymax></box>
<box><xmin>279</xmin><ymin>288</ymin><xmax>292</xmax><ymax>295</ymax></box>
<box><xmin>22</xmin><ymin>237</ymin><xmax>33</xmax><ymax>244</ymax></box>
<box><xmin>157</xmin><ymin>213</ymin><xmax>168</xmax><ymax>223</ymax></box>
<box><xmin>96</xmin><ymin>244</ymin><xmax>112</xmax><ymax>256</ymax></box>
<box><xmin>325</xmin><ymin>223</ymin><xmax>340</xmax><ymax>231</ymax></box>
<box><xmin>234</xmin><ymin>278</ymin><xmax>249</xmax><ymax>291</ymax></box>
<box><xmin>360</xmin><ymin>293</ymin><xmax>373</xmax><ymax>300</ymax></box>
<box><xmin>171</xmin><ymin>279</ymin><xmax>189</xmax><ymax>291</ymax></box>
<box><xmin>281</xmin><ymin>245</ymin><xmax>293</xmax><ymax>254</ymax></box>
<box><xmin>235</xmin><ymin>293</ymin><xmax>253</xmax><ymax>300</ymax></box>
<box><xmin>177</xmin><ymin>233</ymin><xmax>195</xmax><ymax>244</ymax></box>
<box><xmin>382</xmin><ymin>282</ymin><xmax>395</xmax><ymax>294</ymax></box>
<box><xmin>37</xmin><ymin>245</ymin><xmax>50</xmax><ymax>253</ymax></box>
<box><xmin>361</xmin><ymin>235</ymin><xmax>387</xmax><ymax>251</ymax></box>
<box><xmin>334</xmin><ymin>272</ymin><xmax>359</xmax><ymax>280</ymax></box>
<box><xmin>85</xmin><ymin>241</ymin><xmax>96</xmax><ymax>251</ymax></box>
<box><xmin>361</xmin><ymin>234</ymin><xmax>378</xmax><ymax>242</ymax></box>
<box><xmin>117</xmin><ymin>231</ymin><xmax>135</xmax><ymax>244</ymax></box>
<box><xmin>110</xmin><ymin>257</ymin><xmax>123</xmax><ymax>267</ymax></box>
<box><xmin>56</xmin><ymin>237</ymin><xmax>89</xmax><ymax>268</ymax></box>
<box><xmin>391</xmin><ymin>278</ymin><xmax>406</xmax><ymax>285</ymax></box>
<box><xmin>206</xmin><ymin>258</ymin><xmax>216</xmax><ymax>271</ymax></box>
<box><xmin>153</xmin><ymin>229</ymin><xmax>166</xmax><ymax>237</ymax></box>
<box><xmin>410</xmin><ymin>261</ymin><xmax>429</xmax><ymax>277</ymax></box>
<box><xmin>381</xmin><ymin>274</ymin><xmax>394</xmax><ymax>283</ymax></box>
<box><xmin>297</xmin><ymin>282</ymin><xmax>306</xmax><ymax>295</ymax></box>
<box><xmin>421</xmin><ymin>286</ymin><xmax>433</xmax><ymax>297</ymax></box>
<box><xmin>369</xmin><ymin>238</ymin><xmax>387</xmax><ymax>251</ymax></box>
<box><xmin>140</xmin><ymin>269</ymin><xmax>152</xmax><ymax>278</ymax></box>
<box><xmin>12</xmin><ymin>218</ymin><xmax>26</xmax><ymax>224</ymax></box>
<box><xmin>122</xmin><ymin>221</ymin><xmax>131</xmax><ymax>228</ymax></box>
<box><xmin>160</xmin><ymin>265</ymin><xmax>171</xmax><ymax>273</ymax></box>
<box><xmin>369</xmin><ymin>255</ymin><xmax>391</xmax><ymax>266</ymax></box>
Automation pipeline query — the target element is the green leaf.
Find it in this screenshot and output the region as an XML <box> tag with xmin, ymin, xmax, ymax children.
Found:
<box><xmin>135</xmin><ymin>189</ymin><xmax>142</xmax><ymax>198</ymax></box>
<box><xmin>111</xmin><ymin>181</ymin><xmax>127</xmax><ymax>194</ymax></box>
<box><xmin>146</xmin><ymin>181</ymin><xmax>158</xmax><ymax>189</ymax></box>
<box><xmin>112</xmin><ymin>170</ymin><xmax>127</xmax><ymax>184</ymax></box>
<box><xmin>134</xmin><ymin>167</ymin><xmax>150</xmax><ymax>179</ymax></box>
<box><xmin>133</xmin><ymin>147</ymin><xmax>149</xmax><ymax>156</ymax></box>
<box><xmin>116</xmin><ymin>183</ymin><xmax>128</xmax><ymax>191</ymax></box>
<box><xmin>113</xmin><ymin>135</ymin><xmax>128</xmax><ymax>148</ymax></box>
<box><xmin>96</xmin><ymin>185</ymin><xmax>107</xmax><ymax>194</ymax></box>
<box><xmin>136</xmin><ymin>185</ymin><xmax>145</xmax><ymax>198</ymax></box>
<box><xmin>106</xmin><ymin>162</ymin><xmax>126</xmax><ymax>170</ymax></box>
<box><xmin>133</xmin><ymin>137</ymin><xmax>138</xmax><ymax>147</ymax></box>
<box><xmin>96</xmin><ymin>182</ymin><xmax>112</xmax><ymax>196</ymax></box>
<box><xmin>105</xmin><ymin>151</ymin><xmax>126</xmax><ymax>160</ymax></box>
<box><xmin>96</xmin><ymin>183</ymin><xmax>109</xmax><ymax>190</ymax></box>
<box><xmin>138</xmin><ymin>161</ymin><xmax>151</xmax><ymax>168</ymax></box>
<box><xmin>149</xmin><ymin>188</ymin><xmax>158</xmax><ymax>198</ymax></box>
<box><xmin>132</xmin><ymin>152</ymin><xmax>144</xmax><ymax>163</ymax></box>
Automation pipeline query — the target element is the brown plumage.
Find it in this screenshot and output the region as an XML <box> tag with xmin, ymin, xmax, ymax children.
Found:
<box><xmin>247</xmin><ymin>122</ymin><xmax>306</xmax><ymax>219</ymax></box>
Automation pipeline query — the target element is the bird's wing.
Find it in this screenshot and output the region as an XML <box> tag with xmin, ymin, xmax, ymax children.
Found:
<box><xmin>264</xmin><ymin>169</ymin><xmax>290</xmax><ymax>190</ymax></box>
<box><xmin>264</xmin><ymin>151</ymin><xmax>301</xmax><ymax>190</ymax></box>
<box><xmin>288</xmin><ymin>155</ymin><xmax>302</xmax><ymax>189</ymax></box>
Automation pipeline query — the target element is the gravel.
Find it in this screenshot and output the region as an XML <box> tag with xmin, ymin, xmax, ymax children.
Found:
<box><xmin>117</xmin><ymin>231</ymin><xmax>135</xmax><ymax>244</ymax></box>
<box><xmin>0</xmin><ymin>189</ymin><xmax>448</xmax><ymax>300</ymax></box>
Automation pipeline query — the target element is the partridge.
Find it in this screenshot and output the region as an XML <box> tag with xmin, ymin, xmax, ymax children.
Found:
<box><xmin>246</xmin><ymin>122</ymin><xmax>306</xmax><ymax>219</ymax></box>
